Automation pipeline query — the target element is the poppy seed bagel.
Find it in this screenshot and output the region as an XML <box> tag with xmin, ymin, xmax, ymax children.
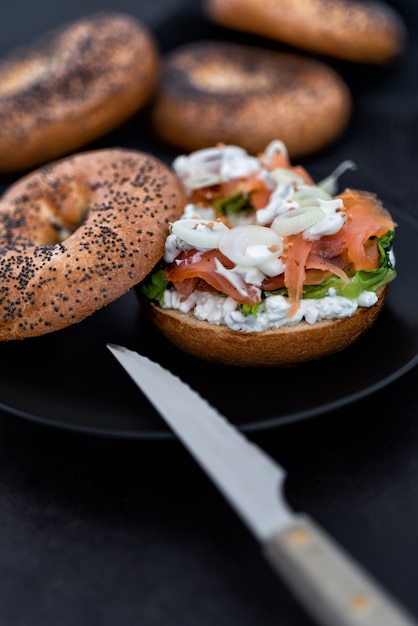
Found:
<box><xmin>0</xmin><ymin>148</ymin><xmax>186</xmax><ymax>340</ymax></box>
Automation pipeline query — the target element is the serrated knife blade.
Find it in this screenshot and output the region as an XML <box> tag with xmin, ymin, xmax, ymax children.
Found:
<box><xmin>107</xmin><ymin>343</ymin><xmax>416</xmax><ymax>626</ymax></box>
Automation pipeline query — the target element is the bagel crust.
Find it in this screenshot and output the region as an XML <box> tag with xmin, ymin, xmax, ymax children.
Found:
<box><xmin>0</xmin><ymin>149</ymin><xmax>186</xmax><ymax>340</ymax></box>
<box><xmin>205</xmin><ymin>0</ymin><xmax>406</xmax><ymax>64</ymax></box>
<box><xmin>0</xmin><ymin>13</ymin><xmax>160</xmax><ymax>172</ymax></box>
<box><xmin>141</xmin><ymin>285</ymin><xmax>388</xmax><ymax>367</ymax></box>
<box><xmin>151</xmin><ymin>41</ymin><xmax>351</xmax><ymax>158</ymax></box>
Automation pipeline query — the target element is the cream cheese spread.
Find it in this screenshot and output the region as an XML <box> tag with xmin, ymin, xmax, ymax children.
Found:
<box><xmin>163</xmin><ymin>287</ymin><xmax>378</xmax><ymax>332</ymax></box>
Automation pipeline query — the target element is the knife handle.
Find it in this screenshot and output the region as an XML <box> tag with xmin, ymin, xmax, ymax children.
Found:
<box><xmin>263</xmin><ymin>515</ymin><xmax>417</xmax><ymax>626</ymax></box>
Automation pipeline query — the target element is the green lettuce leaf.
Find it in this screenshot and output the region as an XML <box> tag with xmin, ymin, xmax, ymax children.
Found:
<box><xmin>213</xmin><ymin>190</ymin><xmax>252</xmax><ymax>215</ymax></box>
<box><xmin>140</xmin><ymin>268</ymin><xmax>169</xmax><ymax>307</ymax></box>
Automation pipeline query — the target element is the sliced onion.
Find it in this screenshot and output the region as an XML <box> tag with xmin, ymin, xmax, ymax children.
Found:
<box><xmin>184</xmin><ymin>171</ymin><xmax>222</xmax><ymax>190</ymax></box>
<box><xmin>293</xmin><ymin>185</ymin><xmax>331</xmax><ymax>206</ymax></box>
<box><xmin>188</xmin><ymin>145</ymin><xmax>246</xmax><ymax>166</ymax></box>
<box><xmin>271</xmin><ymin>206</ymin><xmax>326</xmax><ymax>237</ymax></box>
<box><xmin>219</xmin><ymin>225</ymin><xmax>283</xmax><ymax>267</ymax></box>
<box><xmin>318</xmin><ymin>160</ymin><xmax>356</xmax><ymax>195</ymax></box>
<box><xmin>174</xmin><ymin>145</ymin><xmax>259</xmax><ymax>190</ymax></box>
<box><xmin>171</xmin><ymin>219</ymin><xmax>229</xmax><ymax>249</ymax></box>
<box><xmin>263</xmin><ymin>139</ymin><xmax>289</xmax><ymax>162</ymax></box>
<box><xmin>268</xmin><ymin>167</ymin><xmax>306</xmax><ymax>187</ymax></box>
<box><xmin>188</xmin><ymin>146</ymin><xmax>225</xmax><ymax>164</ymax></box>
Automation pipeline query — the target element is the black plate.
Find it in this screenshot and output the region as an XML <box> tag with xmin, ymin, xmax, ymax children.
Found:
<box><xmin>0</xmin><ymin>208</ymin><xmax>416</xmax><ymax>438</ymax></box>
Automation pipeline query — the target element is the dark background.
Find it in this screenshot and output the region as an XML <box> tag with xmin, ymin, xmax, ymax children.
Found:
<box><xmin>1</xmin><ymin>1</ymin><xmax>418</xmax><ymax>624</ymax></box>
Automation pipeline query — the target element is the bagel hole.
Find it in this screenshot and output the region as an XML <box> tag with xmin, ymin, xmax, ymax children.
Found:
<box><xmin>189</xmin><ymin>61</ymin><xmax>272</xmax><ymax>93</ymax></box>
<box><xmin>48</xmin><ymin>220</ymin><xmax>77</xmax><ymax>243</ymax></box>
<box><xmin>38</xmin><ymin>190</ymin><xmax>90</xmax><ymax>244</ymax></box>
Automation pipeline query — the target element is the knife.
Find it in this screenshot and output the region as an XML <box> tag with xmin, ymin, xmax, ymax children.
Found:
<box><xmin>107</xmin><ymin>343</ymin><xmax>417</xmax><ymax>626</ymax></box>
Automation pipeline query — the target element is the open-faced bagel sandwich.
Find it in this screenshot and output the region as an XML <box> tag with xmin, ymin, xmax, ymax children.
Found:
<box><xmin>139</xmin><ymin>140</ymin><xmax>397</xmax><ymax>367</ymax></box>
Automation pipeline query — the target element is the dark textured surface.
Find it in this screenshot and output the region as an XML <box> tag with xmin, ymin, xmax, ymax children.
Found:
<box><xmin>0</xmin><ymin>0</ymin><xmax>418</xmax><ymax>624</ymax></box>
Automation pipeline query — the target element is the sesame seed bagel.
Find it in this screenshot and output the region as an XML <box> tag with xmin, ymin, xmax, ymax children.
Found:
<box><xmin>141</xmin><ymin>284</ymin><xmax>388</xmax><ymax>367</ymax></box>
<box><xmin>0</xmin><ymin>148</ymin><xmax>186</xmax><ymax>340</ymax></box>
<box><xmin>150</xmin><ymin>41</ymin><xmax>351</xmax><ymax>158</ymax></box>
<box><xmin>0</xmin><ymin>12</ymin><xmax>160</xmax><ymax>173</ymax></box>
<box><xmin>205</xmin><ymin>0</ymin><xmax>407</xmax><ymax>64</ymax></box>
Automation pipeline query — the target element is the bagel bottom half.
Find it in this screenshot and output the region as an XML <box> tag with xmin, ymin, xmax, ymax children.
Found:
<box><xmin>139</xmin><ymin>284</ymin><xmax>388</xmax><ymax>367</ymax></box>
